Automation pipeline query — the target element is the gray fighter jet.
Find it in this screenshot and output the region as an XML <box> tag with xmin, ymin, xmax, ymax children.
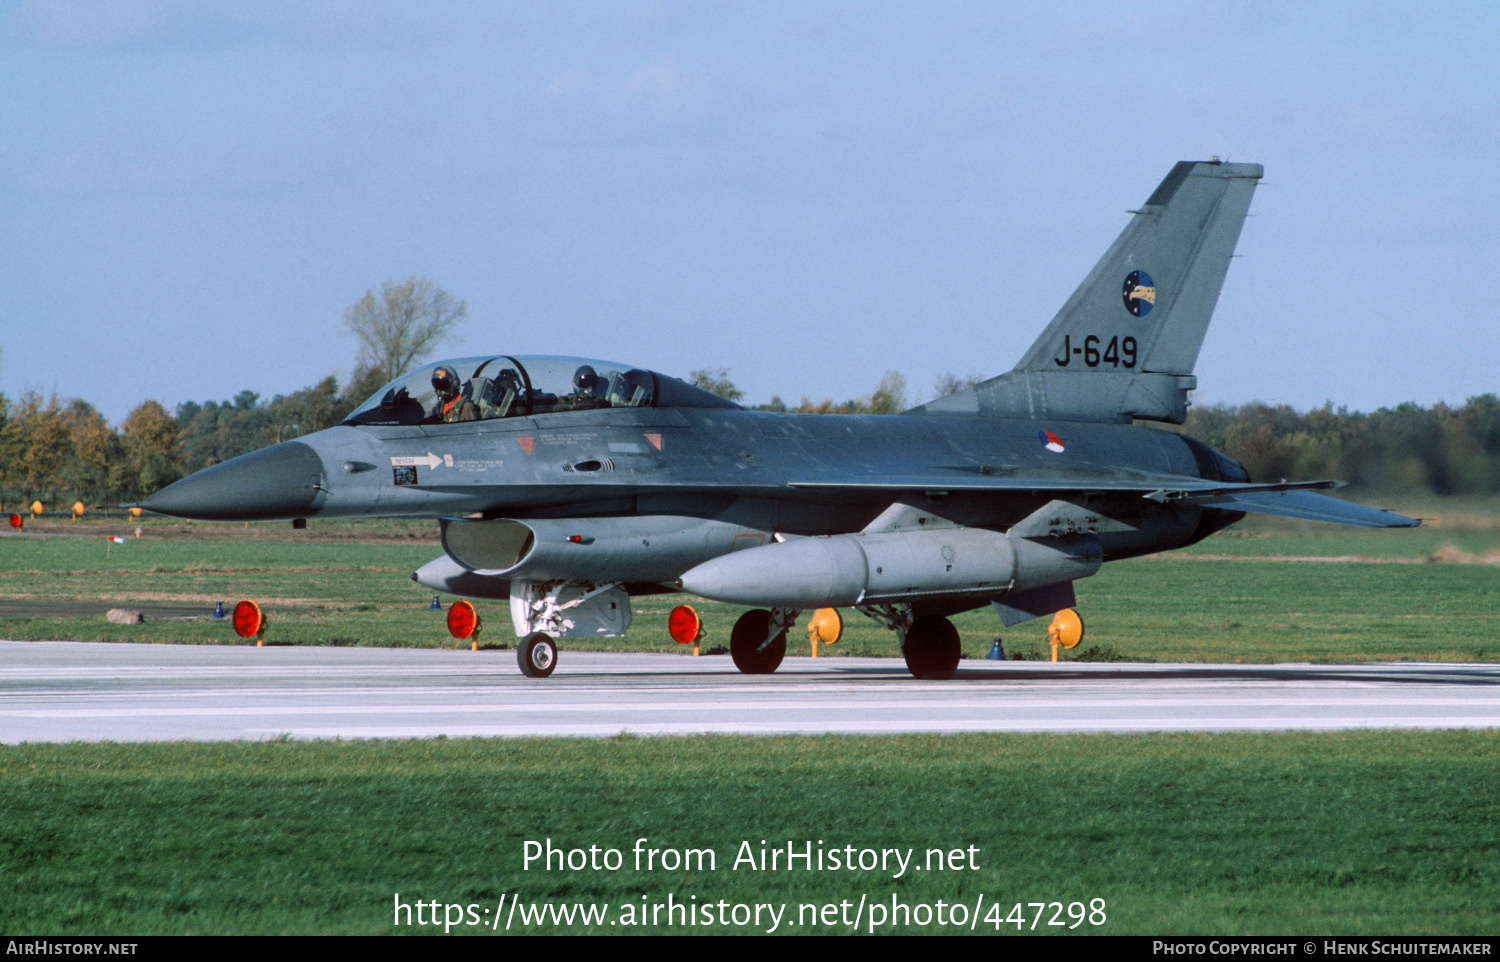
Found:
<box><xmin>142</xmin><ymin>160</ymin><xmax>1417</xmax><ymax>679</ymax></box>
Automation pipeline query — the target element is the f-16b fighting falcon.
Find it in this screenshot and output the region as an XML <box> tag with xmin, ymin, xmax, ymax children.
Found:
<box><xmin>142</xmin><ymin>160</ymin><xmax>1417</xmax><ymax>679</ymax></box>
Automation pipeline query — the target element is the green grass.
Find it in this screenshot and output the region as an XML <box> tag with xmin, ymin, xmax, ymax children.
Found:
<box><xmin>5</xmin><ymin>511</ymin><xmax>1500</xmax><ymax>660</ymax></box>
<box><xmin>1179</xmin><ymin>523</ymin><xmax>1500</xmax><ymax>559</ymax></box>
<box><xmin>1</xmin><ymin>732</ymin><xmax>1497</xmax><ymax>934</ymax></box>
<box><xmin>6</xmin><ymin>513</ymin><xmax>1500</xmax><ymax>935</ymax></box>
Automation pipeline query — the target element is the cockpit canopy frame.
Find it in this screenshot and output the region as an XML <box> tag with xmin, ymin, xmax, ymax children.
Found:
<box><xmin>343</xmin><ymin>355</ymin><xmax>736</xmax><ymax>427</ymax></box>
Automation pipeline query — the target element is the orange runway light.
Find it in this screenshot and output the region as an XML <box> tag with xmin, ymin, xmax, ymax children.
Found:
<box><xmin>807</xmin><ymin>608</ymin><xmax>842</xmax><ymax>657</ymax></box>
<box><xmin>1047</xmin><ymin>608</ymin><xmax>1084</xmax><ymax>662</ymax></box>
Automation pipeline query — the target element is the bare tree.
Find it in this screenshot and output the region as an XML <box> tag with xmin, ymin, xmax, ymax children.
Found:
<box><xmin>343</xmin><ymin>276</ymin><xmax>468</xmax><ymax>386</ymax></box>
<box><xmin>688</xmin><ymin>368</ymin><xmax>744</xmax><ymax>402</ymax></box>
<box><xmin>931</xmin><ymin>370</ymin><xmax>987</xmax><ymax>401</ymax></box>
<box><xmin>867</xmin><ymin>370</ymin><xmax>908</xmax><ymax>414</ymax></box>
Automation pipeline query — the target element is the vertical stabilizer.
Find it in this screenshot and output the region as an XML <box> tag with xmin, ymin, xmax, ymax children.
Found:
<box><xmin>917</xmin><ymin>160</ymin><xmax>1262</xmax><ymax>424</ymax></box>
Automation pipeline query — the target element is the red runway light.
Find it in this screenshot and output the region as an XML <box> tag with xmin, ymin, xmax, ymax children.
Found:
<box><xmin>232</xmin><ymin>600</ymin><xmax>265</xmax><ymax>639</ymax></box>
<box><xmin>447</xmin><ymin>600</ymin><xmax>480</xmax><ymax>640</ymax></box>
<box><xmin>668</xmin><ymin>604</ymin><xmax>701</xmax><ymax>645</ymax></box>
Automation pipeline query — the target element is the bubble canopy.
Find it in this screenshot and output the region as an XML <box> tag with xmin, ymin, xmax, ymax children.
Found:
<box><xmin>343</xmin><ymin>355</ymin><xmax>735</xmax><ymax>427</ymax></box>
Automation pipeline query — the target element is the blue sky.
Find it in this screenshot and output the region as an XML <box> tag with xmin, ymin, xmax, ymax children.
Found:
<box><xmin>2</xmin><ymin>1</ymin><xmax>1497</xmax><ymax>423</ymax></box>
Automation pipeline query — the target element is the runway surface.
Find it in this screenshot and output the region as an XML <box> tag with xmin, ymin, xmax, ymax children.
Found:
<box><xmin>3</xmin><ymin>640</ymin><xmax>1500</xmax><ymax>742</ymax></box>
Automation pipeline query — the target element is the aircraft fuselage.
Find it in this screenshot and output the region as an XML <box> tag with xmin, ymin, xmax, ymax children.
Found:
<box><xmin>147</xmin><ymin>407</ymin><xmax>1237</xmax><ymax>562</ymax></box>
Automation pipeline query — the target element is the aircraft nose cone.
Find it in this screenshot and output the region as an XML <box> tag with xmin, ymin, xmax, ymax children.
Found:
<box><xmin>141</xmin><ymin>441</ymin><xmax>326</xmax><ymax>521</ymax></box>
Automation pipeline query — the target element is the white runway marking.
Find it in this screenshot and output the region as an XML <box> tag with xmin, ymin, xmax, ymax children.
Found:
<box><xmin>2</xmin><ymin>641</ymin><xmax>1499</xmax><ymax>742</ymax></box>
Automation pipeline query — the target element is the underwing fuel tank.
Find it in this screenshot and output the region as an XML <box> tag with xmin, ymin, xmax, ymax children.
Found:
<box><xmin>678</xmin><ymin>527</ymin><xmax>1102</xmax><ymax>609</ymax></box>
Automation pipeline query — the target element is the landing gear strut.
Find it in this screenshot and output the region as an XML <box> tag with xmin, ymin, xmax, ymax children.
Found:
<box><xmin>854</xmin><ymin>604</ymin><xmax>961</xmax><ymax>680</ymax></box>
<box><xmin>901</xmin><ymin>614</ymin><xmax>962</xmax><ymax>680</ymax></box>
<box><xmin>518</xmin><ymin>632</ymin><xmax>558</xmax><ymax>678</ymax></box>
<box><xmin>730</xmin><ymin>608</ymin><xmax>792</xmax><ymax>674</ymax></box>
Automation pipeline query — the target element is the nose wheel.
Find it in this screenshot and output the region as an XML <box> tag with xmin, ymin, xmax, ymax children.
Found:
<box><xmin>519</xmin><ymin>632</ymin><xmax>558</xmax><ymax>678</ymax></box>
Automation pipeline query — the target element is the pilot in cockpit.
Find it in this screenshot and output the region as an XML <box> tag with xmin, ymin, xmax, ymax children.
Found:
<box><xmin>429</xmin><ymin>366</ymin><xmax>475</xmax><ymax>423</ymax></box>
<box><xmin>568</xmin><ymin>365</ymin><xmax>608</xmax><ymax>409</ymax></box>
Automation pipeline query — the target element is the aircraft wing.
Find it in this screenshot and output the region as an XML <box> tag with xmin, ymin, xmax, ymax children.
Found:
<box><xmin>786</xmin><ymin>474</ymin><xmax>1419</xmax><ymax>528</ymax></box>
<box><xmin>1183</xmin><ymin>489</ymin><xmax>1418</xmax><ymax>528</ymax></box>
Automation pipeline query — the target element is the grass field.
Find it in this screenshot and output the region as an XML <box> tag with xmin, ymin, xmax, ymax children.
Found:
<box><xmin>1</xmin><ymin>732</ymin><xmax>1497</xmax><ymax>935</ymax></box>
<box><xmin>4</xmin><ymin>506</ymin><xmax>1500</xmax><ymax>935</ymax></box>
<box><xmin>3</xmin><ymin>502</ymin><xmax>1500</xmax><ymax>662</ymax></box>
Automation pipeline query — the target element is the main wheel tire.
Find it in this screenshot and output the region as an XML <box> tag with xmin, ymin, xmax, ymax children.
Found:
<box><xmin>730</xmin><ymin>609</ymin><xmax>787</xmax><ymax>675</ymax></box>
<box><xmin>903</xmin><ymin>615</ymin><xmax>961</xmax><ymax>680</ymax></box>
<box><xmin>518</xmin><ymin>632</ymin><xmax>558</xmax><ymax>678</ymax></box>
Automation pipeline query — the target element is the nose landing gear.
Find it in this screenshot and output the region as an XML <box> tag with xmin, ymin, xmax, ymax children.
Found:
<box><xmin>519</xmin><ymin>632</ymin><xmax>558</xmax><ymax>678</ymax></box>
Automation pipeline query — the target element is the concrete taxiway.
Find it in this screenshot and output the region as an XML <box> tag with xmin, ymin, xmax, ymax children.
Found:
<box><xmin>2</xmin><ymin>641</ymin><xmax>1499</xmax><ymax>742</ymax></box>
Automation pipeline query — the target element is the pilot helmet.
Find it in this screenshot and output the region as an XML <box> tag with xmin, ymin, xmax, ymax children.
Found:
<box><xmin>431</xmin><ymin>367</ymin><xmax>458</xmax><ymax>396</ymax></box>
<box><xmin>573</xmin><ymin>365</ymin><xmax>600</xmax><ymax>393</ymax></box>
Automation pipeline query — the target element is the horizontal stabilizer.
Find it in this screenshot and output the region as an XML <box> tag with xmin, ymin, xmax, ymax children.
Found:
<box><xmin>1201</xmin><ymin>490</ymin><xmax>1419</xmax><ymax>528</ymax></box>
<box><xmin>1144</xmin><ymin>479</ymin><xmax>1341</xmax><ymax>501</ymax></box>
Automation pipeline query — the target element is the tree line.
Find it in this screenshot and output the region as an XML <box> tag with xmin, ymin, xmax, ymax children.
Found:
<box><xmin>5</xmin><ymin>374</ymin><xmax>1499</xmax><ymax>510</ymax></box>
<box><xmin>1176</xmin><ymin>397</ymin><xmax>1500</xmax><ymax>497</ymax></box>
<box><xmin>0</xmin><ymin>380</ymin><xmax>359</xmax><ymax>508</ymax></box>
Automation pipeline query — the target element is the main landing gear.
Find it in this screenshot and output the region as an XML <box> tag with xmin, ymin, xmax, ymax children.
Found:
<box><xmin>729</xmin><ymin>608</ymin><xmax>792</xmax><ymax>674</ymax></box>
<box><xmin>726</xmin><ymin>605</ymin><xmax>963</xmax><ymax>680</ymax></box>
<box><xmin>857</xmin><ymin>604</ymin><xmax>961</xmax><ymax>680</ymax></box>
<box><xmin>518</xmin><ymin>632</ymin><xmax>558</xmax><ymax>678</ymax></box>
<box><xmin>901</xmin><ymin>614</ymin><xmax>962</xmax><ymax>680</ymax></box>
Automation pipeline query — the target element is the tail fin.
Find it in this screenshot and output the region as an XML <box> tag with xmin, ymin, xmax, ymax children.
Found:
<box><xmin>920</xmin><ymin>160</ymin><xmax>1262</xmax><ymax>424</ymax></box>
